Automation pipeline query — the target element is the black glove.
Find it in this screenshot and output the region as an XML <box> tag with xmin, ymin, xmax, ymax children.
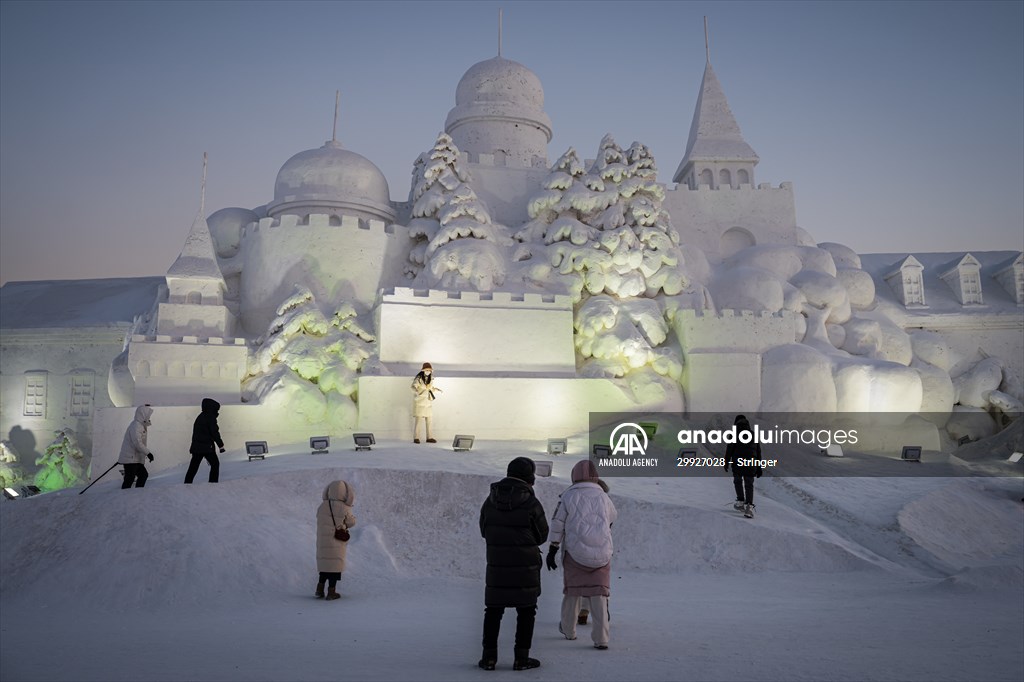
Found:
<box><xmin>219</xmin><ymin>448</ymin><xmax>225</xmax><ymax>453</ymax></box>
<box><xmin>147</xmin><ymin>453</ymin><xmax>154</xmax><ymax>462</ymax></box>
<box><xmin>546</xmin><ymin>544</ymin><xmax>559</xmax><ymax>571</ymax></box>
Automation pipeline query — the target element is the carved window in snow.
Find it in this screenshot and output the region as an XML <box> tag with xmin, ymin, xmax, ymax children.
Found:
<box><xmin>737</xmin><ymin>169</ymin><xmax>750</xmax><ymax>185</ymax></box>
<box><xmin>719</xmin><ymin>169</ymin><xmax>731</xmax><ymax>188</ymax></box>
<box><xmin>186</xmin><ymin>291</ymin><xmax>202</xmax><ymax>305</ymax></box>
<box><xmin>904</xmin><ymin>274</ymin><xmax>924</xmax><ymax>306</ymax></box>
<box><xmin>960</xmin><ymin>273</ymin><xmax>982</xmax><ymax>305</ymax></box>
<box><xmin>23</xmin><ymin>372</ymin><xmax>46</xmax><ymax>417</ymax></box>
<box><xmin>69</xmin><ymin>372</ymin><xmax>95</xmax><ymax>417</ymax></box>
<box><xmin>700</xmin><ymin>169</ymin><xmax>713</xmax><ymax>187</ymax></box>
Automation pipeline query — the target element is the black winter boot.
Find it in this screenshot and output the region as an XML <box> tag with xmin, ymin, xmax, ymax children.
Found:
<box><xmin>315</xmin><ymin>580</ymin><xmax>325</xmax><ymax>598</ymax></box>
<box><xmin>478</xmin><ymin>649</ymin><xmax>497</xmax><ymax>671</ymax></box>
<box><xmin>513</xmin><ymin>649</ymin><xmax>540</xmax><ymax>671</ymax></box>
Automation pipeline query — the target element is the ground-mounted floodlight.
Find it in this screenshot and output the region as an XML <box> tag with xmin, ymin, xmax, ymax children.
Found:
<box><xmin>310</xmin><ymin>436</ymin><xmax>330</xmax><ymax>455</ymax></box>
<box><xmin>20</xmin><ymin>485</ymin><xmax>40</xmax><ymax>497</ymax></box>
<box><xmin>1007</xmin><ymin>452</ymin><xmax>1023</xmax><ymax>463</ymax></box>
<box><xmin>639</xmin><ymin>422</ymin><xmax>658</xmax><ymax>438</ymax></box>
<box><xmin>592</xmin><ymin>443</ymin><xmax>611</xmax><ymax>460</ymax></box>
<box><xmin>957</xmin><ymin>435</ymin><xmax>971</xmax><ymax>446</ymax></box>
<box><xmin>245</xmin><ymin>441</ymin><xmax>268</xmax><ymax>461</ymax></box>
<box><xmin>3</xmin><ymin>487</ymin><xmax>20</xmax><ymax>500</ymax></box>
<box><xmin>547</xmin><ymin>438</ymin><xmax>567</xmax><ymax>456</ymax></box>
<box><xmin>535</xmin><ymin>461</ymin><xmax>553</xmax><ymax>477</ymax></box>
<box><xmin>353</xmin><ymin>433</ymin><xmax>375</xmax><ymax>451</ymax></box>
<box><xmin>900</xmin><ymin>446</ymin><xmax>922</xmax><ymax>462</ymax></box>
<box><xmin>819</xmin><ymin>444</ymin><xmax>844</xmax><ymax>457</ymax></box>
<box><xmin>452</xmin><ymin>435</ymin><xmax>474</xmax><ymax>452</ymax></box>
<box><xmin>678</xmin><ymin>448</ymin><xmax>697</xmax><ymax>460</ymax></box>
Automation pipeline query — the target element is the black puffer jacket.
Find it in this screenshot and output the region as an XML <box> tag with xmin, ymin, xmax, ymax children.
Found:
<box><xmin>725</xmin><ymin>418</ymin><xmax>763</xmax><ymax>477</ymax></box>
<box><xmin>189</xmin><ymin>398</ymin><xmax>224</xmax><ymax>455</ymax></box>
<box><xmin>479</xmin><ymin>477</ymin><xmax>549</xmax><ymax>607</ymax></box>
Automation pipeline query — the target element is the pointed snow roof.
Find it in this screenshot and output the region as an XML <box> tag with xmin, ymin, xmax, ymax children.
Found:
<box><xmin>166</xmin><ymin>211</ymin><xmax>225</xmax><ymax>282</ymax></box>
<box><xmin>673</xmin><ymin>62</ymin><xmax>759</xmax><ymax>184</ymax></box>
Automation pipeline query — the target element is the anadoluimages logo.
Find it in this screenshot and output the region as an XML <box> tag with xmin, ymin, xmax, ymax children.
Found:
<box><xmin>610</xmin><ymin>422</ymin><xmax>648</xmax><ymax>456</ymax></box>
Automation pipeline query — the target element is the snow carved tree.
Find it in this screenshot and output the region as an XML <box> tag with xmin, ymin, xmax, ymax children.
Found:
<box><xmin>34</xmin><ymin>428</ymin><xmax>84</xmax><ymax>492</ymax></box>
<box><xmin>406</xmin><ymin>133</ymin><xmax>473</xmax><ymax>278</ymax></box>
<box><xmin>0</xmin><ymin>441</ymin><xmax>24</xmax><ymax>488</ymax></box>
<box><xmin>515</xmin><ymin>136</ymin><xmax>688</xmax><ymax>387</ymax></box>
<box><xmin>515</xmin><ymin>136</ymin><xmax>686</xmax><ymax>303</ymax></box>
<box><xmin>243</xmin><ymin>286</ymin><xmax>375</xmax><ymax>425</ymax></box>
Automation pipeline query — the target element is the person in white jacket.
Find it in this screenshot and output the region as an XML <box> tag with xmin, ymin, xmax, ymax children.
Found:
<box><xmin>546</xmin><ymin>459</ymin><xmax>617</xmax><ymax>649</ymax></box>
<box><xmin>410</xmin><ymin>362</ymin><xmax>442</xmax><ymax>444</ymax></box>
<box><xmin>117</xmin><ymin>405</ymin><xmax>154</xmax><ymax>489</ymax></box>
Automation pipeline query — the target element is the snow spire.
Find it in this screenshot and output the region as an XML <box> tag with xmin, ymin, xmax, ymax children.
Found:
<box><xmin>332</xmin><ymin>90</ymin><xmax>340</xmax><ymax>143</ymax></box>
<box><xmin>498</xmin><ymin>7</ymin><xmax>503</xmax><ymax>57</ymax></box>
<box><xmin>704</xmin><ymin>16</ymin><xmax>710</xmax><ymax>64</ymax></box>
<box><xmin>671</xmin><ymin>59</ymin><xmax>759</xmax><ymax>187</ymax></box>
<box><xmin>200</xmin><ymin>151</ymin><xmax>207</xmax><ymax>216</ymax></box>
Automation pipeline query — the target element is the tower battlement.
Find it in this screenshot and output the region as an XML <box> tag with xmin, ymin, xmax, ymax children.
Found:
<box><xmin>241</xmin><ymin>213</ymin><xmax>392</xmax><ymax>238</ymax></box>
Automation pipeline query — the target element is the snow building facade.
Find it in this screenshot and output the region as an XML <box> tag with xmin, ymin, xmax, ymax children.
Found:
<box><xmin>1</xmin><ymin>47</ymin><xmax>1021</xmax><ymax>488</ymax></box>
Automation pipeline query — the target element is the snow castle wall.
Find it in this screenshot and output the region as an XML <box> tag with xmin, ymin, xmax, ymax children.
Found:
<box><xmin>357</xmin><ymin>376</ymin><xmax>647</xmax><ymax>440</ymax></box>
<box><xmin>673</xmin><ymin>308</ymin><xmax>798</xmax><ymax>413</ymax></box>
<box><xmin>376</xmin><ymin>287</ymin><xmax>576</xmax><ymax>373</ymax></box>
<box><xmin>662</xmin><ymin>182</ymin><xmax>798</xmax><ymax>263</ymax></box>
<box><xmin>462</xmin><ymin>155</ymin><xmax>548</xmax><ymax>229</ymax></box>
<box><xmin>127</xmin><ymin>335</ymin><xmax>248</xmax><ymax>406</ymax></box>
<box><xmin>237</xmin><ymin>214</ymin><xmax>411</xmax><ymax>335</ymax></box>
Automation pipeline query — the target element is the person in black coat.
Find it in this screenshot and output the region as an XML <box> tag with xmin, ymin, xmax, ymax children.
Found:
<box><xmin>184</xmin><ymin>398</ymin><xmax>225</xmax><ymax>484</ymax></box>
<box><xmin>724</xmin><ymin>414</ymin><xmax>763</xmax><ymax>518</ymax></box>
<box><xmin>478</xmin><ymin>457</ymin><xmax>549</xmax><ymax>671</ymax></box>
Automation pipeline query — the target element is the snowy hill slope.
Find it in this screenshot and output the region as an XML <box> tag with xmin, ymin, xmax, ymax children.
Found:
<box><xmin>1</xmin><ymin>445</ymin><xmax>1021</xmax><ymax>681</ymax></box>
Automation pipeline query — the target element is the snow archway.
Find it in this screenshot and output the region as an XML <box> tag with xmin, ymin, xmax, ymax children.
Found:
<box><xmin>720</xmin><ymin>226</ymin><xmax>756</xmax><ymax>259</ymax></box>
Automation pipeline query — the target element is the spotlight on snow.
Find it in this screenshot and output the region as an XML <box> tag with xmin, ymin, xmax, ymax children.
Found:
<box><xmin>592</xmin><ymin>444</ymin><xmax>611</xmax><ymax>459</ymax></box>
<box><xmin>1007</xmin><ymin>452</ymin><xmax>1023</xmax><ymax>463</ymax></box>
<box><xmin>900</xmin><ymin>446</ymin><xmax>922</xmax><ymax>462</ymax></box>
<box><xmin>547</xmin><ymin>438</ymin><xmax>567</xmax><ymax>456</ymax></box>
<box><xmin>353</xmin><ymin>433</ymin><xmax>375</xmax><ymax>451</ymax></box>
<box><xmin>452</xmin><ymin>435</ymin><xmax>474</xmax><ymax>452</ymax></box>
<box><xmin>639</xmin><ymin>422</ymin><xmax>659</xmax><ymax>438</ymax></box>
<box><xmin>820</xmin><ymin>443</ymin><xmax>844</xmax><ymax>457</ymax></box>
<box><xmin>2</xmin><ymin>487</ymin><xmax>20</xmax><ymax>500</ymax></box>
<box><xmin>17</xmin><ymin>485</ymin><xmax>40</xmax><ymax>498</ymax></box>
<box><xmin>310</xmin><ymin>437</ymin><xmax>330</xmax><ymax>455</ymax></box>
<box><xmin>245</xmin><ymin>441</ymin><xmax>269</xmax><ymax>461</ymax></box>
<box><xmin>535</xmin><ymin>461</ymin><xmax>553</xmax><ymax>477</ymax></box>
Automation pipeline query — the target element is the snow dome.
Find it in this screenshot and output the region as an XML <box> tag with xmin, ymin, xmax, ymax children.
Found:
<box><xmin>268</xmin><ymin>140</ymin><xmax>396</xmax><ymax>223</ymax></box>
<box><xmin>445</xmin><ymin>56</ymin><xmax>553</xmax><ymax>167</ymax></box>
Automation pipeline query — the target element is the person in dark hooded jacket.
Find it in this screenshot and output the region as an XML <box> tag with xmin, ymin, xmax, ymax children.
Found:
<box><xmin>184</xmin><ymin>398</ymin><xmax>225</xmax><ymax>484</ymax></box>
<box><xmin>477</xmin><ymin>456</ymin><xmax>549</xmax><ymax>672</ymax></box>
<box><xmin>724</xmin><ymin>414</ymin><xmax>763</xmax><ymax>518</ymax></box>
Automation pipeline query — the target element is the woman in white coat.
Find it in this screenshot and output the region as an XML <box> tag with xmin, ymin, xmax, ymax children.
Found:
<box><xmin>547</xmin><ymin>459</ymin><xmax>617</xmax><ymax>649</ymax></box>
<box><xmin>315</xmin><ymin>479</ymin><xmax>357</xmax><ymax>601</ymax></box>
<box><xmin>117</xmin><ymin>404</ymin><xmax>154</xmax><ymax>489</ymax></box>
<box><xmin>410</xmin><ymin>362</ymin><xmax>442</xmax><ymax>444</ymax></box>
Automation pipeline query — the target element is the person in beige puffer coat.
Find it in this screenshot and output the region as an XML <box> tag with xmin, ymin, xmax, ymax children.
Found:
<box><xmin>315</xmin><ymin>479</ymin><xmax>357</xmax><ymax>600</ymax></box>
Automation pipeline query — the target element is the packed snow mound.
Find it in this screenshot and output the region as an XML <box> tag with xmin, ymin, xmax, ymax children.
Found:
<box><xmin>2</xmin><ymin>465</ymin><xmax>894</xmax><ymax>611</ymax></box>
<box><xmin>897</xmin><ymin>480</ymin><xmax>1024</xmax><ymax>573</ymax></box>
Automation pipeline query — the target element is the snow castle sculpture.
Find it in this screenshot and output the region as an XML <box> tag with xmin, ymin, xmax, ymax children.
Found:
<box><xmin>2</xmin><ymin>38</ymin><xmax>1020</xmax><ymax>486</ymax></box>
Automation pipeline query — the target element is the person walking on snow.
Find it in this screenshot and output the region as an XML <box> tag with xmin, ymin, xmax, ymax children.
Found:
<box><xmin>315</xmin><ymin>479</ymin><xmax>357</xmax><ymax>601</ymax></box>
<box><xmin>724</xmin><ymin>414</ymin><xmax>763</xmax><ymax>518</ymax></box>
<box><xmin>184</xmin><ymin>398</ymin><xmax>225</xmax><ymax>484</ymax></box>
<box><xmin>410</xmin><ymin>362</ymin><xmax>442</xmax><ymax>444</ymax></box>
<box><xmin>118</xmin><ymin>404</ymin><xmax>155</xmax><ymax>489</ymax></box>
<box><xmin>547</xmin><ymin>459</ymin><xmax>617</xmax><ymax>650</ymax></box>
<box><xmin>478</xmin><ymin>457</ymin><xmax>549</xmax><ymax>671</ymax></box>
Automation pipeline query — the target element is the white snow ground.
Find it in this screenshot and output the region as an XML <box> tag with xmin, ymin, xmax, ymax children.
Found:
<box><xmin>1</xmin><ymin>441</ymin><xmax>1022</xmax><ymax>682</ymax></box>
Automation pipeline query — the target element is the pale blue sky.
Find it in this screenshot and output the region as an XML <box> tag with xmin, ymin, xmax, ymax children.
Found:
<box><xmin>1</xmin><ymin>0</ymin><xmax>1022</xmax><ymax>285</ymax></box>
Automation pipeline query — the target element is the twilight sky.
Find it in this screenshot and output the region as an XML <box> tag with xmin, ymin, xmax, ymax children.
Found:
<box><xmin>1</xmin><ymin>0</ymin><xmax>1021</xmax><ymax>285</ymax></box>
